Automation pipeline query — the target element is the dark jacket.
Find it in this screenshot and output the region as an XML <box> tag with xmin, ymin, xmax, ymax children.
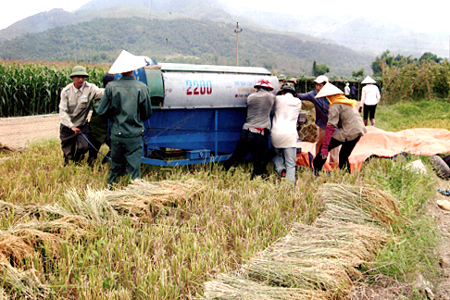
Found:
<box><xmin>95</xmin><ymin>76</ymin><xmax>152</xmax><ymax>139</ymax></box>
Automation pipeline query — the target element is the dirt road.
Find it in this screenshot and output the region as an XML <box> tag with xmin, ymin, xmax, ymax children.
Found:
<box><xmin>0</xmin><ymin>114</ymin><xmax>60</xmax><ymax>149</ymax></box>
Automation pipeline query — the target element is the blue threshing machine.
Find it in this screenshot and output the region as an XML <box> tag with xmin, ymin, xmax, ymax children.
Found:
<box><xmin>125</xmin><ymin>62</ymin><xmax>279</xmax><ymax>166</ymax></box>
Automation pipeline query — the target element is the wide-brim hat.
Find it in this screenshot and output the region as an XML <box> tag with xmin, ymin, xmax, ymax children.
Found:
<box><xmin>361</xmin><ymin>76</ymin><xmax>376</xmax><ymax>84</ymax></box>
<box><xmin>287</xmin><ymin>78</ymin><xmax>297</xmax><ymax>84</ymax></box>
<box><xmin>70</xmin><ymin>66</ymin><xmax>89</xmax><ymax>78</ymax></box>
<box><xmin>108</xmin><ymin>50</ymin><xmax>148</xmax><ymax>74</ymax></box>
<box><xmin>254</xmin><ymin>79</ymin><xmax>274</xmax><ymax>91</ymax></box>
<box><xmin>281</xmin><ymin>85</ymin><xmax>297</xmax><ymax>97</ymax></box>
<box><xmin>315</xmin><ymin>82</ymin><xmax>344</xmax><ymax>98</ymax></box>
<box><xmin>313</xmin><ymin>75</ymin><xmax>329</xmax><ymax>84</ymax></box>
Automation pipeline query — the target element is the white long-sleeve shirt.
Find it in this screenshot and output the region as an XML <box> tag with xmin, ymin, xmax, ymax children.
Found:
<box><xmin>270</xmin><ymin>93</ymin><xmax>302</xmax><ymax>148</ymax></box>
<box><xmin>361</xmin><ymin>84</ymin><xmax>381</xmax><ymax>106</ymax></box>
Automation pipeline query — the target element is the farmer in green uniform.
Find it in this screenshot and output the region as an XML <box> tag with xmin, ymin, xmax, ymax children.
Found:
<box><xmin>95</xmin><ymin>50</ymin><xmax>152</xmax><ymax>185</ymax></box>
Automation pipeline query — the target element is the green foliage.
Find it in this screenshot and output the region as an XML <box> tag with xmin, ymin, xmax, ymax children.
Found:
<box><xmin>419</xmin><ymin>52</ymin><xmax>443</xmax><ymax>64</ymax></box>
<box><xmin>352</xmin><ymin>68</ymin><xmax>364</xmax><ymax>77</ymax></box>
<box><xmin>311</xmin><ymin>60</ymin><xmax>330</xmax><ymax>76</ymax></box>
<box><xmin>0</xmin><ymin>60</ymin><xmax>106</xmax><ymax>117</ymax></box>
<box><xmin>371</xmin><ymin>50</ymin><xmax>418</xmax><ymax>76</ymax></box>
<box><xmin>376</xmin><ymin>99</ymin><xmax>450</xmax><ymax>131</ymax></box>
<box><xmin>381</xmin><ymin>60</ymin><xmax>450</xmax><ymax>103</ymax></box>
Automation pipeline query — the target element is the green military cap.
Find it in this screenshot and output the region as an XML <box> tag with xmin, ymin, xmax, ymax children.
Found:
<box><xmin>70</xmin><ymin>66</ymin><xmax>89</xmax><ymax>78</ymax></box>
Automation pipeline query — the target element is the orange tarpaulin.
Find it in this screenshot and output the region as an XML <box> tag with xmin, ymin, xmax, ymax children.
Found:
<box><xmin>296</xmin><ymin>126</ymin><xmax>450</xmax><ymax>172</ymax></box>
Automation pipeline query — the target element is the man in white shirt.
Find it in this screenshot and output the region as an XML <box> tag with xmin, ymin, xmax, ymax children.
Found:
<box><xmin>271</xmin><ymin>86</ymin><xmax>302</xmax><ymax>185</ymax></box>
<box><xmin>359</xmin><ymin>76</ymin><xmax>381</xmax><ymax>126</ymax></box>
<box><xmin>344</xmin><ymin>82</ymin><xmax>350</xmax><ymax>96</ymax></box>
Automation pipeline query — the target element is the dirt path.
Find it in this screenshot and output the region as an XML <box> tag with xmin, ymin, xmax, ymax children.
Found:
<box><xmin>434</xmin><ymin>182</ymin><xmax>450</xmax><ymax>300</ymax></box>
<box><xmin>0</xmin><ymin>114</ymin><xmax>59</xmax><ymax>149</ymax></box>
<box><xmin>1</xmin><ymin>115</ymin><xmax>450</xmax><ymax>298</ymax></box>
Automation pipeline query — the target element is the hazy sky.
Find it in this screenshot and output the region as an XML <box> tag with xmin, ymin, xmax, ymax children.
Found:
<box><xmin>0</xmin><ymin>0</ymin><xmax>448</xmax><ymax>33</ymax></box>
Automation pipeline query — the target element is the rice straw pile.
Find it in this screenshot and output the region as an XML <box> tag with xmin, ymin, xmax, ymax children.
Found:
<box><xmin>65</xmin><ymin>178</ymin><xmax>204</xmax><ymax>222</ymax></box>
<box><xmin>0</xmin><ymin>263</ymin><xmax>50</xmax><ymax>299</ymax></box>
<box><xmin>298</xmin><ymin>106</ymin><xmax>318</xmax><ymax>143</ymax></box>
<box><xmin>203</xmin><ymin>184</ymin><xmax>401</xmax><ymax>299</ymax></box>
<box><xmin>0</xmin><ymin>179</ymin><xmax>204</xmax><ymax>298</ymax></box>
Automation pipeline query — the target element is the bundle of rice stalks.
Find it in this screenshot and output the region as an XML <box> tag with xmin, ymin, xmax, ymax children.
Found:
<box><xmin>64</xmin><ymin>179</ymin><xmax>204</xmax><ymax>222</ymax></box>
<box><xmin>301</xmin><ymin>101</ymin><xmax>316</xmax><ymax>112</ymax></box>
<box><xmin>8</xmin><ymin>215</ymin><xmax>93</xmax><ymax>240</ymax></box>
<box><xmin>298</xmin><ymin>123</ymin><xmax>318</xmax><ymax>143</ymax></box>
<box><xmin>247</xmin><ymin>257</ymin><xmax>353</xmax><ymax>294</ymax></box>
<box><xmin>107</xmin><ymin>178</ymin><xmax>204</xmax><ymax>205</ymax></box>
<box><xmin>103</xmin><ymin>178</ymin><xmax>204</xmax><ymax>220</ymax></box>
<box><xmin>65</xmin><ymin>187</ymin><xmax>119</xmax><ymax>223</ymax></box>
<box><xmin>204</xmin><ymin>273</ymin><xmax>331</xmax><ymax>300</ymax></box>
<box><xmin>0</xmin><ymin>234</ymin><xmax>36</xmax><ymax>267</ymax></box>
<box><xmin>267</xmin><ymin>222</ymin><xmax>389</xmax><ymax>266</ymax></box>
<box><xmin>7</xmin><ymin>228</ymin><xmax>63</xmax><ymax>260</ymax></box>
<box><xmin>317</xmin><ymin>184</ymin><xmax>400</xmax><ymax>226</ymax></box>
<box><xmin>203</xmin><ymin>184</ymin><xmax>400</xmax><ymax>299</ymax></box>
<box><xmin>3</xmin><ymin>219</ymin><xmax>91</xmax><ymax>266</ymax></box>
<box><xmin>0</xmin><ymin>263</ymin><xmax>50</xmax><ymax>299</ymax></box>
<box><xmin>105</xmin><ymin>179</ymin><xmax>204</xmax><ymax>219</ymax></box>
<box><xmin>0</xmin><ymin>200</ymin><xmax>75</xmax><ymax>224</ymax></box>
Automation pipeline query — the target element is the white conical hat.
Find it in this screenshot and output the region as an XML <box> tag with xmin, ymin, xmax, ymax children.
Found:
<box><xmin>361</xmin><ymin>76</ymin><xmax>376</xmax><ymax>84</ymax></box>
<box><xmin>315</xmin><ymin>82</ymin><xmax>344</xmax><ymax>98</ymax></box>
<box><xmin>108</xmin><ymin>50</ymin><xmax>148</xmax><ymax>74</ymax></box>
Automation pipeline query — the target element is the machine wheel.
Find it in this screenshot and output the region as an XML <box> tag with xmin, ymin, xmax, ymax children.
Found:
<box><xmin>430</xmin><ymin>155</ymin><xmax>450</xmax><ymax>179</ymax></box>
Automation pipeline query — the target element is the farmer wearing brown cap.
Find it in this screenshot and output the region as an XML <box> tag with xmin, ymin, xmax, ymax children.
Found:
<box><xmin>59</xmin><ymin>65</ymin><xmax>104</xmax><ymax>166</ymax></box>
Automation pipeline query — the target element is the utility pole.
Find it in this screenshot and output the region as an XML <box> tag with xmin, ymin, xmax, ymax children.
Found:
<box><xmin>234</xmin><ymin>22</ymin><xmax>243</xmax><ymax>67</ymax></box>
<box><xmin>149</xmin><ymin>0</ymin><xmax>153</xmax><ymax>19</ymax></box>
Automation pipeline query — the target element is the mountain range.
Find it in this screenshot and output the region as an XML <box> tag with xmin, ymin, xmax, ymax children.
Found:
<box><xmin>0</xmin><ymin>0</ymin><xmax>446</xmax><ymax>76</ymax></box>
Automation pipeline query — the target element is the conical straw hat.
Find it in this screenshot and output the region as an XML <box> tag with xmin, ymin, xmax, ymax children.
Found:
<box><xmin>108</xmin><ymin>50</ymin><xmax>148</xmax><ymax>74</ymax></box>
<box><xmin>361</xmin><ymin>76</ymin><xmax>376</xmax><ymax>84</ymax></box>
<box><xmin>315</xmin><ymin>82</ymin><xmax>344</xmax><ymax>98</ymax></box>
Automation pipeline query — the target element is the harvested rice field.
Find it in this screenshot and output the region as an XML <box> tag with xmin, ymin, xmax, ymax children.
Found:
<box><xmin>1</xmin><ymin>112</ymin><xmax>450</xmax><ymax>299</ymax></box>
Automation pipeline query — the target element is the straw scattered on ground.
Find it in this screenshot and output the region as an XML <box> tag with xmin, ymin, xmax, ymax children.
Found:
<box><xmin>0</xmin><ymin>178</ymin><xmax>204</xmax><ymax>298</ymax></box>
<box><xmin>203</xmin><ymin>183</ymin><xmax>402</xmax><ymax>299</ymax></box>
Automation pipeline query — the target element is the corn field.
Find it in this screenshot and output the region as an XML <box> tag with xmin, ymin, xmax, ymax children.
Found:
<box><xmin>381</xmin><ymin>60</ymin><xmax>450</xmax><ymax>104</ymax></box>
<box><xmin>2</xmin><ymin>59</ymin><xmax>450</xmax><ymax>118</ymax></box>
<box><xmin>0</xmin><ymin>60</ymin><xmax>107</xmax><ymax>117</ymax></box>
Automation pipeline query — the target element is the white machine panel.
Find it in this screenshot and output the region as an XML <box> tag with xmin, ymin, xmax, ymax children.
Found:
<box><xmin>162</xmin><ymin>73</ymin><xmax>279</xmax><ymax>109</ymax></box>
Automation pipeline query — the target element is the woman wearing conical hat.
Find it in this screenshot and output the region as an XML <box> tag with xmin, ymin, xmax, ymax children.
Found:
<box><xmin>312</xmin><ymin>83</ymin><xmax>366</xmax><ymax>174</ymax></box>
<box><xmin>359</xmin><ymin>76</ymin><xmax>381</xmax><ymax>127</ymax></box>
